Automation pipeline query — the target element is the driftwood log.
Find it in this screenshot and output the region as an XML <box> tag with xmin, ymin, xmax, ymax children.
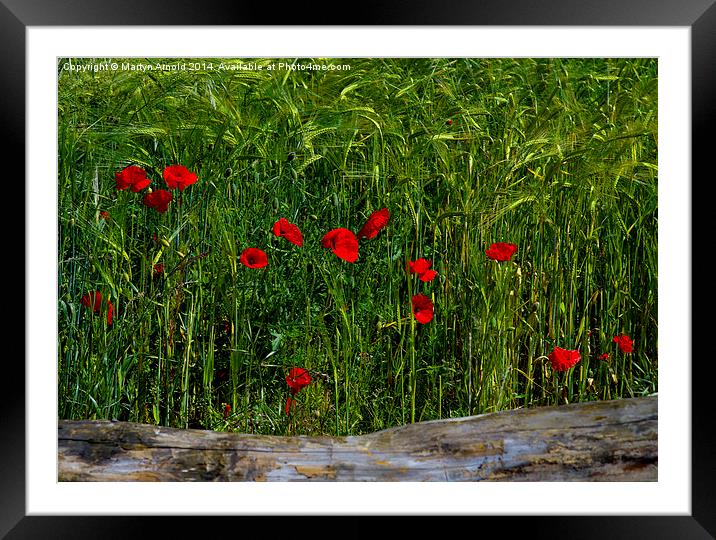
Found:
<box><xmin>58</xmin><ymin>396</ymin><xmax>656</xmax><ymax>481</ymax></box>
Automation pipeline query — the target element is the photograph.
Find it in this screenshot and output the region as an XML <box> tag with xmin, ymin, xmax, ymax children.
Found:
<box><xmin>56</xmin><ymin>56</ymin><xmax>659</xmax><ymax>482</ymax></box>
<box><xmin>9</xmin><ymin>7</ymin><xmax>709</xmax><ymax>539</ymax></box>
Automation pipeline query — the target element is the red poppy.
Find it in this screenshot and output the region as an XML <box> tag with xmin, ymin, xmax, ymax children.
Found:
<box><xmin>143</xmin><ymin>189</ymin><xmax>173</xmax><ymax>213</ymax></box>
<box><xmin>613</xmin><ymin>334</ymin><xmax>634</xmax><ymax>353</ymax></box>
<box><xmin>163</xmin><ymin>165</ymin><xmax>198</xmax><ymax>191</ymax></box>
<box><xmin>412</xmin><ymin>294</ymin><xmax>434</xmax><ymax>324</ymax></box>
<box><xmin>446</xmin><ymin>119</ymin><xmax>453</xmax><ymax>126</ymax></box>
<box><xmin>548</xmin><ymin>346</ymin><xmax>581</xmax><ymax>372</ymax></box>
<box><xmin>99</xmin><ymin>211</ymin><xmax>110</xmax><ymax>221</ymax></box>
<box><xmin>81</xmin><ymin>291</ymin><xmax>113</xmax><ymax>326</ymax></box>
<box><xmin>285</xmin><ymin>397</ymin><xmax>297</xmax><ymax>415</ymax></box>
<box><xmin>115</xmin><ymin>165</ymin><xmax>151</xmax><ymax>192</ymax></box>
<box><xmin>286</xmin><ymin>367</ymin><xmax>311</xmax><ymax>395</ymax></box>
<box><xmin>408</xmin><ymin>258</ymin><xmax>438</xmax><ymax>282</ymax></box>
<box><xmin>485</xmin><ymin>242</ymin><xmax>518</xmax><ymax>262</ymax></box>
<box><xmin>223</xmin><ymin>403</ymin><xmax>231</xmax><ymax>419</ymax></box>
<box><xmin>357</xmin><ymin>208</ymin><xmax>390</xmax><ymax>240</ymax></box>
<box><xmin>599</xmin><ymin>353</ymin><xmax>610</xmax><ymax>361</ymax></box>
<box><xmin>273</xmin><ymin>218</ymin><xmax>303</xmax><ymax>247</ymax></box>
<box><xmin>153</xmin><ymin>263</ymin><xmax>164</xmax><ymax>278</ymax></box>
<box><xmin>322</xmin><ymin>228</ymin><xmax>359</xmax><ymax>263</ymax></box>
<box><xmin>240</xmin><ymin>247</ymin><xmax>268</xmax><ymax>268</ymax></box>
<box><xmin>81</xmin><ymin>291</ymin><xmax>103</xmax><ymax>314</ymax></box>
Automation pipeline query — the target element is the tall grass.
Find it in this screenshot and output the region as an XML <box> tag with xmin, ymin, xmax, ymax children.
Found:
<box><xmin>58</xmin><ymin>57</ymin><xmax>658</xmax><ymax>435</ymax></box>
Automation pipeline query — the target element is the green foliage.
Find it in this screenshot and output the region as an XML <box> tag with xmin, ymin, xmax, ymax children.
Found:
<box><xmin>58</xmin><ymin>57</ymin><xmax>658</xmax><ymax>435</ymax></box>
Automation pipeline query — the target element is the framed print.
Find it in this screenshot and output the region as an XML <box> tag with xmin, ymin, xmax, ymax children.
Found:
<box><xmin>9</xmin><ymin>0</ymin><xmax>711</xmax><ymax>538</ymax></box>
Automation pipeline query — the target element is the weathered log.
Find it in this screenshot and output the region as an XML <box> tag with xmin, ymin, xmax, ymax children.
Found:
<box><xmin>58</xmin><ymin>396</ymin><xmax>657</xmax><ymax>481</ymax></box>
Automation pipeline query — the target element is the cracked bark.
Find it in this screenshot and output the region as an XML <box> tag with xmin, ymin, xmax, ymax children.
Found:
<box><xmin>58</xmin><ymin>396</ymin><xmax>657</xmax><ymax>481</ymax></box>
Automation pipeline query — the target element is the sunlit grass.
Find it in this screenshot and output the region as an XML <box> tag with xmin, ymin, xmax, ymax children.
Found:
<box><xmin>58</xmin><ymin>57</ymin><xmax>658</xmax><ymax>436</ymax></box>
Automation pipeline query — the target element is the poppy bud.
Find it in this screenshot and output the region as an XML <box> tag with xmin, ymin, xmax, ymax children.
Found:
<box><xmin>160</xmin><ymin>238</ymin><xmax>171</xmax><ymax>248</ymax></box>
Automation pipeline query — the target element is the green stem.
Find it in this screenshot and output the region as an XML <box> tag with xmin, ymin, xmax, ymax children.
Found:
<box><xmin>407</xmin><ymin>269</ymin><xmax>416</xmax><ymax>424</ymax></box>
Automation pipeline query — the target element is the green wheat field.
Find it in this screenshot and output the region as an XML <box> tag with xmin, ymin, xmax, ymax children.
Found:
<box><xmin>57</xmin><ymin>57</ymin><xmax>658</xmax><ymax>436</ymax></box>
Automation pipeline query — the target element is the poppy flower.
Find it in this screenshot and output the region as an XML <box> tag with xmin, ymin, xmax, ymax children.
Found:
<box><xmin>446</xmin><ymin>119</ymin><xmax>453</xmax><ymax>126</ymax></box>
<box><xmin>485</xmin><ymin>242</ymin><xmax>518</xmax><ymax>262</ymax></box>
<box><xmin>613</xmin><ymin>334</ymin><xmax>634</xmax><ymax>354</ymax></box>
<box><xmin>163</xmin><ymin>165</ymin><xmax>198</xmax><ymax>191</ymax></box>
<box><xmin>273</xmin><ymin>218</ymin><xmax>303</xmax><ymax>247</ymax></box>
<box><xmin>99</xmin><ymin>211</ymin><xmax>110</xmax><ymax>221</ymax></box>
<box><xmin>599</xmin><ymin>353</ymin><xmax>610</xmax><ymax>361</ymax></box>
<box><xmin>115</xmin><ymin>165</ymin><xmax>151</xmax><ymax>192</ymax></box>
<box><xmin>548</xmin><ymin>346</ymin><xmax>581</xmax><ymax>372</ymax></box>
<box><xmin>153</xmin><ymin>263</ymin><xmax>164</xmax><ymax>278</ymax></box>
<box><xmin>285</xmin><ymin>397</ymin><xmax>297</xmax><ymax>415</ymax></box>
<box><xmin>286</xmin><ymin>367</ymin><xmax>311</xmax><ymax>395</ymax></box>
<box><xmin>223</xmin><ymin>403</ymin><xmax>231</xmax><ymax>419</ymax></box>
<box><xmin>106</xmin><ymin>301</ymin><xmax>114</xmax><ymax>326</ymax></box>
<box><xmin>357</xmin><ymin>208</ymin><xmax>390</xmax><ymax>240</ymax></box>
<box><xmin>81</xmin><ymin>291</ymin><xmax>113</xmax><ymax>325</ymax></box>
<box><xmin>81</xmin><ymin>291</ymin><xmax>103</xmax><ymax>314</ymax></box>
<box><xmin>240</xmin><ymin>247</ymin><xmax>268</xmax><ymax>268</ymax></box>
<box><xmin>321</xmin><ymin>228</ymin><xmax>359</xmax><ymax>263</ymax></box>
<box><xmin>412</xmin><ymin>294</ymin><xmax>434</xmax><ymax>324</ymax></box>
<box><xmin>143</xmin><ymin>189</ymin><xmax>173</xmax><ymax>213</ymax></box>
<box><xmin>408</xmin><ymin>258</ymin><xmax>438</xmax><ymax>282</ymax></box>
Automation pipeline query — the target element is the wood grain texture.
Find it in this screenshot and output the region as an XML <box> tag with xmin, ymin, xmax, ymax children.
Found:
<box><xmin>58</xmin><ymin>396</ymin><xmax>657</xmax><ymax>481</ymax></box>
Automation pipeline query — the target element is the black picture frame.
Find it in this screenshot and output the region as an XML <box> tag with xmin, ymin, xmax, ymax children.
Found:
<box><xmin>8</xmin><ymin>1</ymin><xmax>710</xmax><ymax>538</ymax></box>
